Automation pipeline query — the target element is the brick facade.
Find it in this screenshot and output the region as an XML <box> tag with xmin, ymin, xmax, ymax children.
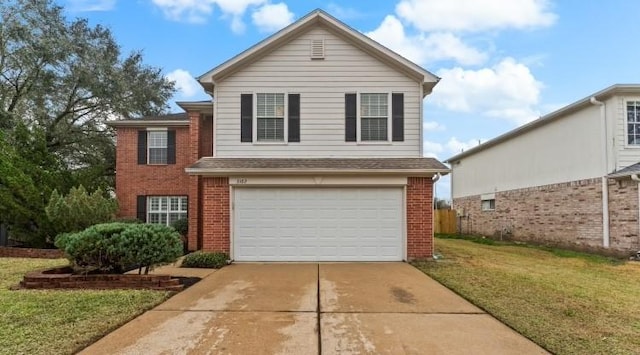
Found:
<box><xmin>115</xmin><ymin>120</ymin><xmax>436</xmax><ymax>260</ymax></box>
<box><xmin>608</xmin><ymin>179</ymin><xmax>640</xmax><ymax>251</ymax></box>
<box><xmin>201</xmin><ymin>177</ymin><xmax>230</xmax><ymax>253</ymax></box>
<box><xmin>406</xmin><ymin>177</ymin><xmax>434</xmax><ymax>259</ymax></box>
<box><xmin>114</xmin><ymin>126</ymin><xmax>191</xmax><ymax>218</ymax></box>
<box><xmin>453</xmin><ymin>177</ymin><xmax>640</xmax><ymax>254</ymax></box>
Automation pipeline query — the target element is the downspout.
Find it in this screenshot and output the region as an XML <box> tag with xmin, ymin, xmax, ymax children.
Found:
<box><xmin>631</xmin><ymin>174</ymin><xmax>640</xmax><ymax>253</ymax></box>
<box><xmin>590</xmin><ymin>97</ymin><xmax>610</xmax><ymax>248</ymax></box>
<box><xmin>431</xmin><ymin>173</ymin><xmax>441</xmax><ymax>259</ymax></box>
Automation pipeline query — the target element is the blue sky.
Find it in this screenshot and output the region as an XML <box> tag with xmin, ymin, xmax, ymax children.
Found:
<box><xmin>60</xmin><ymin>0</ymin><xmax>640</xmax><ymax>200</ymax></box>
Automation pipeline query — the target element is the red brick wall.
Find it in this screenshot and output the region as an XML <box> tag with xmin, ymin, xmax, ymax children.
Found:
<box><xmin>453</xmin><ymin>177</ymin><xmax>640</xmax><ymax>254</ymax></box>
<box><xmin>201</xmin><ymin>177</ymin><xmax>230</xmax><ymax>253</ymax></box>
<box><xmin>406</xmin><ymin>177</ymin><xmax>434</xmax><ymax>259</ymax></box>
<box><xmin>188</xmin><ymin>112</ymin><xmax>201</xmax><ymax>251</ymax></box>
<box><xmin>115</xmin><ymin>126</ymin><xmax>191</xmax><ymax>219</ymax></box>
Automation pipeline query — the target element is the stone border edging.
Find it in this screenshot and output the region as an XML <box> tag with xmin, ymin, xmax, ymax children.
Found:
<box><xmin>19</xmin><ymin>266</ymin><xmax>184</xmax><ymax>291</ymax></box>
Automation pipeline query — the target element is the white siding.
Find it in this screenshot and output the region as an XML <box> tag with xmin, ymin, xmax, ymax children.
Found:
<box><xmin>451</xmin><ymin>105</ymin><xmax>605</xmax><ymax>198</ymax></box>
<box><xmin>214</xmin><ymin>26</ymin><xmax>422</xmax><ymax>157</ymax></box>
<box><xmin>613</xmin><ymin>95</ymin><xmax>640</xmax><ymax>170</ymax></box>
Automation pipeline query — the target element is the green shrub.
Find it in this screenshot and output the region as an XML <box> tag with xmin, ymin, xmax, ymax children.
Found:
<box><xmin>171</xmin><ymin>218</ymin><xmax>188</xmax><ymax>236</ymax></box>
<box><xmin>46</xmin><ymin>185</ymin><xmax>118</xmax><ymax>236</ymax></box>
<box><xmin>55</xmin><ymin>222</ymin><xmax>182</xmax><ymax>274</ymax></box>
<box><xmin>181</xmin><ymin>251</ymin><xmax>228</xmax><ymax>269</ymax></box>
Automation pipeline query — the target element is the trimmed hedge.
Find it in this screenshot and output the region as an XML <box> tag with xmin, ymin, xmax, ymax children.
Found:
<box><xmin>181</xmin><ymin>251</ymin><xmax>228</xmax><ymax>269</ymax></box>
<box><xmin>55</xmin><ymin>222</ymin><xmax>183</xmax><ymax>274</ymax></box>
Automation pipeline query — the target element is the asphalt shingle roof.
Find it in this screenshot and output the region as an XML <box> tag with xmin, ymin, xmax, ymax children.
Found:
<box><xmin>187</xmin><ymin>157</ymin><xmax>449</xmax><ymax>175</ymax></box>
<box><xmin>608</xmin><ymin>162</ymin><xmax>640</xmax><ymax>178</ymax></box>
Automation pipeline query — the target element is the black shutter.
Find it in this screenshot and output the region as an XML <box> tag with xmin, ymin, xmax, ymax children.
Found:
<box><xmin>137</xmin><ymin>130</ymin><xmax>147</xmax><ymax>164</ymax></box>
<box><xmin>288</xmin><ymin>94</ymin><xmax>300</xmax><ymax>142</ymax></box>
<box><xmin>345</xmin><ymin>93</ymin><xmax>357</xmax><ymax>142</ymax></box>
<box><xmin>392</xmin><ymin>93</ymin><xmax>404</xmax><ymax>142</ymax></box>
<box><xmin>167</xmin><ymin>130</ymin><xmax>176</xmax><ymax>164</ymax></box>
<box><xmin>136</xmin><ymin>195</ymin><xmax>147</xmax><ymax>222</ymax></box>
<box><xmin>240</xmin><ymin>94</ymin><xmax>253</xmax><ymax>142</ymax></box>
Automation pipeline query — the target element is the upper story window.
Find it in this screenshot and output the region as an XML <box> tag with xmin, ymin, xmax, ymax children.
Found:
<box><xmin>147</xmin><ymin>131</ymin><xmax>168</xmax><ymax>164</ymax></box>
<box><xmin>257</xmin><ymin>93</ymin><xmax>285</xmax><ymax>142</ymax></box>
<box><xmin>137</xmin><ymin>129</ymin><xmax>176</xmax><ymax>165</ymax></box>
<box><xmin>360</xmin><ymin>93</ymin><xmax>388</xmax><ymax>141</ymax></box>
<box><xmin>240</xmin><ymin>93</ymin><xmax>300</xmax><ymax>143</ymax></box>
<box><xmin>345</xmin><ymin>92</ymin><xmax>403</xmax><ymax>143</ymax></box>
<box><xmin>627</xmin><ymin>101</ymin><xmax>640</xmax><ymax>145</ymax></box>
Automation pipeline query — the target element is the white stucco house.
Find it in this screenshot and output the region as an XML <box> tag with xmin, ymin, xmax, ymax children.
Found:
<box><xmin>446</xmin><ymin>84</ymin><xmax>640</xmax><ymax>255</ymax></box>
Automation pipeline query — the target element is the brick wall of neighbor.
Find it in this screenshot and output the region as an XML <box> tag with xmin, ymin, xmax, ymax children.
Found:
<box><xmin>454</xmin><ymin>177</ymin><xmax>640</xmax><ymax>253</ymax></box>
<box><xmin>115</xmin><ymin>126</ymin><xmax>191</xmax><ymax>219</ymax></box>
<box><xmin>406</xmin><ymin>177</ymin><xmax>434</xmax><ymax>259</ymax></box>
<box><xmin>201</xmin><ymin>177</ymin><xmax>230</xmax><ymax>253</ymax></box>
<box><xmin>608</xmin><ymin>179</ymin><xmax>640</xmax><ymax>251</ymax></box>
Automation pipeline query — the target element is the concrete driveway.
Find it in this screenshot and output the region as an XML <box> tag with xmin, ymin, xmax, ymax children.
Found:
<box><xmin>81</xmin><ymin>263</ymin><xmax>548</xmax><ymax>354</ymax></box>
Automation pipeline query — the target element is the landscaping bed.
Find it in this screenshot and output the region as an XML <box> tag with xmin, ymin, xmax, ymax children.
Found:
<box><xmin>414</xmin><ymin>235</ymin><xmax>640</xmax><ymax>355</ymax></box>
<box><xmin>20</xmin><ymin>266</ymin><xmax>183</xmax><ymax>291</ymax></box>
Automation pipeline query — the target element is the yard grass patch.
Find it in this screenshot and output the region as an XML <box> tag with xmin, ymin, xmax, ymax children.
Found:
<box><xmin>0</xmin><ymin>257</ymin><xmax>171</xmax><ymax>355</ymax></box>
<box><xmin>414</xmin><ymin>237</ymin><xmax>640</xmax><ymax>355</ymax></box>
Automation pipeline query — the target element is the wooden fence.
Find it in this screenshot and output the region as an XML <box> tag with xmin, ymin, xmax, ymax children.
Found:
<box><xmin>434</xmin><ymin>209</ymin><xmax>457</xmax><ymax>234</ymax></box>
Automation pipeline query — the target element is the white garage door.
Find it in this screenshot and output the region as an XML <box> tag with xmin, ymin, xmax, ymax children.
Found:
<box><xmin>233</xmin><ymin>187</ymin><xmax>403</xmax><ymax>261</ymax></box>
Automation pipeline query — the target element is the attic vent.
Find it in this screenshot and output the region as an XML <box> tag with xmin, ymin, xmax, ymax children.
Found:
<box><xmin>310</xmin><ymin>39</ymin><xmax>324</xmax><ymax>59</ymax></box>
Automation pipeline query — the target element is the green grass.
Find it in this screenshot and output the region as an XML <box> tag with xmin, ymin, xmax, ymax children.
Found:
<box><xmin>414</xmin><ymin>237</ymin><xmax>640</xmax><ymax>355</ymax></box>
<box><xmin>0</xmin><ymin>258</ymin><xmax>171</xmax><ymax>355</ymax></box>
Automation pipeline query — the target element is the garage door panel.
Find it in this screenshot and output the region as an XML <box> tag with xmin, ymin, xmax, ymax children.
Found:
<box><xmin>233</xmin><ymin>187</ymin><xmax>403</xmax><ymax>261</ymax></box>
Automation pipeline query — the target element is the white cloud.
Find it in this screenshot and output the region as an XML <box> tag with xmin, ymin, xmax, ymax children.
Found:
<box><xmin>424</xmin><ymin>121</ymin><xmax>445</xmax><ymax>131</ymax></box>
<box><xmin>366</xmin><ymin>15</ymin><xmax>487</xmax><ymax>66</ymax></box>
<box><xmin>431</xmin><ymin>57</ymin><xmax>543</xmax><ymax>124</ymax></box>
<box><xmin>166</xmin><ymin>69</ymin><xmax>200</xmax><ymax>98</ymax></box>
<box><xmin>446</xmin><ymin>137</ymin><xmax>482</xmax><ymax>155</ymax></box>
<box><xmin>251</xmin><ymin>3</ymin><xmax>294</xmax><ymax>33</ymax></box>
<box><xmin>423</xmin><ymin>140</ymin><xmax>444</xmax><ymax>158</ymax></box>
<box><xmin>151</xmin><ymin>0</ymin><xmax>266</xmax><ymax>30</ymax></box>
<box><xmin>396</xmin><ymin>0</ymin><xmax>557</xmax><ymax>32</ymax></box>
<box><xmin>151</xmin><ymin>0</ymin><xmax>214</xmax><ymax>23</ymax></box>
<box><xmin>66</xmin><ymin>0</ymin><xmax>115</xmax><ymax>11</ymax></box>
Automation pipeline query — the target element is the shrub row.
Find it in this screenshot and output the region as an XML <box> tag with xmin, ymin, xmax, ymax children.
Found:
<box><xmin>181</xmin><ymin>251</ymin><xmax>228</xmax><ymax>269</ymax></box>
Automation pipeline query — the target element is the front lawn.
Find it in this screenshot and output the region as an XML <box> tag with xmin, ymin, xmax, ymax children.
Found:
<box><xmin>414</xmin><ymin>236</ymin><xmax>640</xmax><ymax>355</ymax></box>
<box><xmin>0</xmin><ymin>257</ymin><xmax>171</xmax><ymax>355</ymax></box>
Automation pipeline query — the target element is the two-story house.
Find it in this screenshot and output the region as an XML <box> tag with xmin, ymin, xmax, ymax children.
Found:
<box><xmin>108</xmin><ymin>10</ymin><xmax>448</xmax><ymax>262</ymax></box>
<box><xmin>447</xmin><ymin>84</ymin><xmax>640</xmax><ymax>255</ymax></box>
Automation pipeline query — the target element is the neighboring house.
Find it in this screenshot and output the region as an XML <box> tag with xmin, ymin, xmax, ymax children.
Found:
<box><xmin>108</xmin><ymin>9</ymin><xmax>448</xmax><ymax>261</ymax></box>
<box><xmin>446</xmin><ymin>84</ymin><xmax>640</xmax><ymax>255</ymax></box>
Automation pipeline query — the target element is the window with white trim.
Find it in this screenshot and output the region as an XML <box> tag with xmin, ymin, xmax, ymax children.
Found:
<box><xmin>257</xmin><ymin>93</ymin><xmax>285</xmax><ymax>141</ymax></box>
<box><xmin>627</xmin><ymin>101</ymin><xmax>640</xmax><ymax>145</ymax></box>
<box><xmin>147</xmin><ymin>196</ymin><xmax>187</xmax><ymax>226</ymax></box>
<box><xmin>147</xmin><ymin>131</ymin><xmax>168</xmax><ymax>164</ymax></box>
<box><xmin>481</xmin><ymin>198</ymin><xmax>495</xmax><ymax>211</ymax></box>
<box><xmin>360</xmin><ymin>93</ymin><xmax>388</xmax><ymax>141</ymax></box>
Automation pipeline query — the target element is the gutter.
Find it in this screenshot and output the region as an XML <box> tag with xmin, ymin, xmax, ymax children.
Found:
<box><xmin>590</xmin><ymin>96</ymin><xmax>610</xmax><ymax>248</ymax></box>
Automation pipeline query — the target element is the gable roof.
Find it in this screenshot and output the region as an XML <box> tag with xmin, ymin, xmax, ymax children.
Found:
<box><xmin>198</xmin><ymin>9</ymin><xmax>439</xmax><ymax>95</ymax></box>
<box><xmin>445</xmin><ymin>84</ymin><xmax>640</xmax><ymax>163</ymax></box>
